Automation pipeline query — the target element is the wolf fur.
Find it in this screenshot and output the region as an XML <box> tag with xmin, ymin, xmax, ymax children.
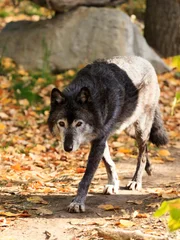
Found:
<box><xmin>48</xmin><ymin>56</ymin><xmax>168</xmax><ymax>213</ymax></box>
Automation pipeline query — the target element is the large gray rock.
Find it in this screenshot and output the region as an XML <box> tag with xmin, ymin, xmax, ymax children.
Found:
<box><xmin>0</xmin><ymin>7</ymin><xmax>170</xmax><ymax>73</ymax></box>
<box><xmin>30</xmin><ymin>0</ymin><xmax>127</xmax><ymax>12</ymax></box>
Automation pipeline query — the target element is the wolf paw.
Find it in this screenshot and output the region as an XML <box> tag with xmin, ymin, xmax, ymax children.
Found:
<box><xmin>103</xmin><ymin>180</ymin><xmax>119</xmax><ymax>194</ymax></box>
<box><xmin>67</xmin><ymin>201</ymin><xmax>85</xmax><ymax>213</ymax></box>
<box><xmin>126</xmin><ymin>180</ymin><xmax>142</xmax><ymax>191</ymax></box>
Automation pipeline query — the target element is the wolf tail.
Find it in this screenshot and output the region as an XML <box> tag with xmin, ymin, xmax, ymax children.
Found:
<box><xmin>149</xmin><ymin>106</ymin><xmax>168</xmax><ymax>146</ymax></box>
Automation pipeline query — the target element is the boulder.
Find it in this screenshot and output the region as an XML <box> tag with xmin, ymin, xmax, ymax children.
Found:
<box><xmin>30</xmin><ymin>0</ymin><xmax>127</xmax><ymax>12</ymax></box>
<box><xmin>0</xmin><ymin>7</ymin><xmax>170</xmax><ymax>73</ymax></box>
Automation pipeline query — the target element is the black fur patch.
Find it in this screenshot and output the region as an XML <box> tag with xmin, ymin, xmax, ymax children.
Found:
<box><xmin>149</xmin><ymin>107</ymin><xmax>168</xmax><ymax>146</ymax></box>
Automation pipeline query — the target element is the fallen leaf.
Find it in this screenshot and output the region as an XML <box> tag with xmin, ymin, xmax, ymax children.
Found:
<box><xmin>21</xmin><ymin>165</ymin><xmax>31</xmax><ymax>170</ymax></box>
<box><xmin>135</xmin><ymin>213</ymin><xmax>148</xmax><ymax>218</ymax></box>
<box><xmin>158</xmin><ymin>149</ymin><xmax>170</xmax><ymax>157</ymax></box>
<box><xmin>147</xmin><ymin>203</ymin><xmax>159</xmax><ymax>208</ymax></box>
<box><xmin>161</xmin><ymin>190</ymin><xmax>179</xmax><ymax>199</ymax></box>
<box><xmin>131</xmin><ymin>210</ymin><xmax>149</xmax><ymax>219</ymax></box>
<box><xmin>1</xmin><ymin>57</ymin><xmax>15</xmax><ymax>69</ymax></box>
<box><xmin>98</xmin><ymin>204</ymin><xmax>120</xmax><ymax>211</ymax></box>
<box><xmin>27</xmin><ymin>196</ymin><xmax>48</xmax><ymax>205</ymax></box>
<box><xmin>11</xmin><ymin>164</ymin><xmax>22</xmax><ymax>171</ymax></box>
<box><xmin>18</xmin><ymin>211</ymin><xmax>31</xmax><ymax>217</ymax></box>
<box><xmin>70</xmin><ymin>219</ymin><xmax>81</xmax><ymax>225</ymax></box>
<box><xmin>31</xmin><ymin>144</ymin><xmax>46</xmax><ymax>152</ymax></box>
<box><xmin>66</xmin><ymin>69</ymin><xmax>76</xmax><ymax>77</ymax></box>
<box><xmin>76</xmin><ymin>168</ymin><xmax>86</xmax><ymax>173</ymax></box>
<box><xmin>127</xmin><ymin>200</ymin><xmax>143</xmax><ymax>205</ymax></box>
<box><xmin>0</xmin><ymin>123</ymin><xmax>6</xmax><ymax>134</ymax></box>
<box><xmin>151</xmin><ymin>157</ymin><xmax>164</xmax><ymax>164</ymax></box>
<box><xmin>165</xmin><ymin>157</ymin><xmax>175</xmax><ymax>161</ymax></box>
<box><xmin>36</xmin><ymin>208</ymin><xmax>53</xmax><ymax>216</ymax></box>
<box><xmin>116</xmin><ymin>219</ymin><xmax>135</xmax><ymax>228</ymax></box>
<box><xmin>19</xmin><ymin>99</ymin><xmax>29</xmax><ymax>106</ymax></box>
<box><xmin>0</xmin><ymin>212</ymin><xmax>19</xmax><ymax>217</ymax></box>
<box><xmin>118</xmin><ymin>148</ymin><xmax>131</xmax><ymax>154</ymax></box>
<box><xmin>17</xmin><ymin>68</ymin><xmax>29</xmax><ymax>76</ymax></box>
<box><xmin>0</xmin><ymin>112</ymin><xmax>9</xmax><ymax>120</ymax></box>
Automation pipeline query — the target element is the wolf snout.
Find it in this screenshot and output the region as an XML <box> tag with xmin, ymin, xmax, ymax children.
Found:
<box><xmin>64</xmin><ymin>135</ymin><xmax>74</xmax><ymax>152</ymax></box>
<box><xmin>64</xmin><ymin>144</ymin><xmax>73</xmax><ymax>152</ymax></box>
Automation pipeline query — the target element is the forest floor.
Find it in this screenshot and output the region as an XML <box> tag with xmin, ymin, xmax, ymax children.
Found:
<box><xmin>0</xmin><ymin>150</ymin><xmax>180</xmax><ymax>240</ymax></box>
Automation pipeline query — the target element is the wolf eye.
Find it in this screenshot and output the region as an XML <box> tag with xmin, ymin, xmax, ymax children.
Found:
<box><xmin>59</xmin><ymin>121</ymin><xmax>65</xmax><ymax>127</ymax></box>
<box><xmin>76</xmin><ymin>121</ymin><xmax>82</xmax><ymax>127</ymax></box>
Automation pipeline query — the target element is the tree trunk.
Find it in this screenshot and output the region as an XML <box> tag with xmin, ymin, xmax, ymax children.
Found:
<box><xmin>30</xmin><ymin>0</ymin><xmax>127</xmax><ymax>12</ymax></box>
<box><xmin>144</xmin><ymin>0</ymin><xmax>180</xmax><ymax>57</ymax></box>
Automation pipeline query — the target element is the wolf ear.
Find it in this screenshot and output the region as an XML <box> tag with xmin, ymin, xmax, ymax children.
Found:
<box><xmin>76</xmin><ymin>87</ymin><xmax>91</xmax><ymax>104</ymax></box>
<box><xmin>51</xmin><ymin>88</ymin><xmax>65</xmax><ymax>104</ymax></box>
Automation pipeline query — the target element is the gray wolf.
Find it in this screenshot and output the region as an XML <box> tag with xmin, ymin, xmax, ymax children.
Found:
<box><xmin>48</xmin><ymin>56</ymin><xmax>168</xmax><ymax>213</ymax></box>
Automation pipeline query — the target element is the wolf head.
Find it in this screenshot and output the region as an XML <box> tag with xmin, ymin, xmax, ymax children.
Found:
<box><xmin>48</xmin><ymin>87</ymin><xmax>97</xmax><ymax>152</ymax></box>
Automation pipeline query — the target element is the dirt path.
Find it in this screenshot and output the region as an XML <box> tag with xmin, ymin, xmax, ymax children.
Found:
<box><xmin>0</xmin><ymin>147</ymin><xmax>179</xmax><ymax>240</ymax></box>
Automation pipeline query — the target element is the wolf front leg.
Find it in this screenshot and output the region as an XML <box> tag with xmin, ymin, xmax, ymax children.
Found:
<box><xmin>103</xmin><ymin>142</ymin><xmax>119</xmax><ymax>194</ymax></box>
<box><xmin>67</xmin><ymin>139</ymin><xmax>106</xmax><ymax>213</ymax></box>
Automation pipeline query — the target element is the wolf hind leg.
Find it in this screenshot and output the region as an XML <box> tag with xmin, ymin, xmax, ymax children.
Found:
<box><xmin>145</xmin><ymin>146</ymin><xmax>152</xmax><ymax>176</ymax></box>
<box><xmin>125</xmin><ymin>125</ymin><xmax>152</xmax><ymax>176</ymax></box>
<box><xmin>127</xmin><ymin>116</ymin><xmax>154</xmax><ymax>191</ymax></box>
<box><xmin>102</xmin><ymin>142</ymin><xmax>119</xmax><ymax>194</ymax></box>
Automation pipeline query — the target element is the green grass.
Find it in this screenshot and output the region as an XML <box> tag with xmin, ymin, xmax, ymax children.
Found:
<box><xmin>0</xmin><ymin>10</ymin><xmax>10</xmax><ymax>18</ymax></box>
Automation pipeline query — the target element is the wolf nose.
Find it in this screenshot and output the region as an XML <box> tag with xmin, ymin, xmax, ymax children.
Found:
<box><xmin>64</xmin><ymin>144</ymin><xmax>73</xmax><ymax>152</ymax></box>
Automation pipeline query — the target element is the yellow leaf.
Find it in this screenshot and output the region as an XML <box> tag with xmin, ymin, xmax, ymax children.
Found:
<box><xmin>0</xmin><ymin>212</ymin><xmax>19</xmax><ymax>217</ymax></box>
<box><xmin>98</xmin><ymin>204</ymin><xmax>120</xmax><ymax>211</ymax></box>
<box><xmin>27</xmin><ymin>196</ymin><xmax>48</xmax><ymax>205</ymax></box>
<box><xmin>118</xmin><ymin>219</ymin><xmax>135</xmax><ymax>228</ymax></box>
<box><xmin>1</xmin><ymin>57</ymin><xmax>16</xmax><ymax>69</ymax></box>
<box><xmin>37</xmin><ymin>78</ymin><xmax>46</xmax><ymax>84</ymax></box>
<box><xmin>158</xmin><ymin>149</ymin><xmax>170</xmax><ymax>157</ymax></box>
<box><xmin>151</xmin><ymin>157</ymin><xmax>164</xmax><ymax>164</ymax></box>
<box><xmin>67</xmin><ymin>69</ymin><xmax>76</xmax><ymax>77</ymax></box>
<box><xmin>0</xmin><ymin>123</ymin><xmax>6</xmax><ymax>134</ymax></box>
<box><xmin>17</xmin><ymin>68</ymin><xmax>29</xmax><ymax>76</ymax></box>
<box><xmin>31</xmin><ymin>144</ymin><xmax>46</xmax><ymax>152</ymax></box>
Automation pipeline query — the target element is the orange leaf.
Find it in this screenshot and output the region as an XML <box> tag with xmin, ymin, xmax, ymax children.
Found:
<box><xmin>76</xmin><ymin>168</ymin><xmax>86</xmax><ymax>173</ymax></box>
<box><xmin>18</xmin><ymin>211</ymin><xmax>31</xmax><ymax>218</ymax></box>
<box><xmin>158</xmin><ymin>149</ymin><xmax>170</xmax><ymax>157</ymax></box>
<box><xmin>11</xmin><ymin>164</ymin><xmax>22</xmax><ymax>171</ymax></box>
<box><xmin>118</xmin><ymin>148</ymin><xmax>131</xmax><ymax>154</ymax></box>
<box><xmin>135</xmin><ymin>213</ymin><xmax>148</xmax><ymax>218</ymax></box>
